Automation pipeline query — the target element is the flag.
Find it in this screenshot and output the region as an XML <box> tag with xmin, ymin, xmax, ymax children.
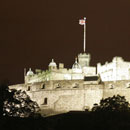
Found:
<box><xmin>79</xmin><ymin>19</ymin><xmax>86</xmax><ymax>25</ymax></box>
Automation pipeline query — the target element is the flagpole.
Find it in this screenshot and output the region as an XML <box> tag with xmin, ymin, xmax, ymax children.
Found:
<box><xmin>84</xmin><ymin>17</ymin><xmax>86</xmax><ymax>53</ymax></box>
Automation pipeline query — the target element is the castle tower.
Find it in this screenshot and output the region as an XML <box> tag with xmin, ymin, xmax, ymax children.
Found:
<box><xmin>78</xmin><ymin>17</ymin><xmax>91</xmax><ymax>68</ymax></box>
<box><xmin>78</xmin><ymin>53</ymin><xmax>91</xmax><ymax>67</ymax></box>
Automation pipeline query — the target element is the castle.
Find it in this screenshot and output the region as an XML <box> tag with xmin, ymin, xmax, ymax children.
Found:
<box><xmin>9</xmin><ymin>18</ymin><xmax>130</xmax><ymax>116</ymax></box>
<box><xmin>25</xmin><ymin>53</ymin><xmax>96</xmax><ymax>84</ymax></box>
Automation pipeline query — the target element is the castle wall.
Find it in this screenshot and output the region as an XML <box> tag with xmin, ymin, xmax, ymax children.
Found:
<box><xmin>9</xmin><ymin>79</ymin><xmax>130</xmax><ymax>116</ymax></box>
<box><xmin>103</xmin><ymin>81</ymin><xmax>130</xmax><ymax>102</ymax></box>
<box><xmin>84</xmin><ymin>85</ymin><xmax>103</xmax><ymax>109</ymax></box>
<box><xmin>25</xmin><ymin>80</ymin><xmax>130</xmax><ymax>113</ymax></box>
<box><xmin>27</xmin><ymin>87</ymin><xmax>103</xmax><ymax>113</ymax></box>
<box><xmin>24</xmin><ymin>80</ymin><xmax>103</xmax><ymax>114</ymax></box>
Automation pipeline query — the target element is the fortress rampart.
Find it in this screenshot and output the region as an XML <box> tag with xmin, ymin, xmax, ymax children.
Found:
<box><xmin>9</xmin><ymin>79</ymin><xmax>130</xmax><ymax>115</ymax></box>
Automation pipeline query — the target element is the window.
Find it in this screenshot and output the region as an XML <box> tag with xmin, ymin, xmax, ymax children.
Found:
<box><xmin>27</xmin><ymin>86</ymin><xmax>31</xmax><ymax>91</ymax></box>
<box><xmin>43</xmin><ymin>98</ymin><xmax>48</xmax><ymax>105</ymax></box>
<box><xmin>41</xmin><ymin>84</ymin><xmax>45</xmax><ymax>89</ymax></box>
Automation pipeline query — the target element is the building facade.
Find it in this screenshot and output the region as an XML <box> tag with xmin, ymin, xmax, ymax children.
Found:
<box><xmin>25</xmin><ymin>53</ymin><xmax>96</xmax><ymax>84</ymax></box>
<box><xmin>97</xmin><ymin>57</ymin><xmax>130</xmax><ymax>81</ymax></box>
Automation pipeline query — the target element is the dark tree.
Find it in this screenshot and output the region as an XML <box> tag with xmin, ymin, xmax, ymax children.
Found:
<box><xmin>0</xmin><ymin>81</ymin><xmax>10</xmax><ymax>117</ymax></box>
<box><xmin>92</xmin><ymin>95</ymin><xmax>130</xmax><ymax>112</ymax></box>
<box><xmin>3</xmin><ymin>89</ymin><xmax>40</xmax><ymax>117</ymax></box>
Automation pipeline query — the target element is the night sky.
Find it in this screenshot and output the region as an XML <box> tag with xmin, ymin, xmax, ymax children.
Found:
<box><xmin>0</xmin><ymin>0</ymin><xmax>130</xmax><ymax>84</ymax></box>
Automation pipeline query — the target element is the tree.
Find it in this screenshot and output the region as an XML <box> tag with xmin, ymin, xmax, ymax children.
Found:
<box><xmin>92</xmin><ymin>95</ymin><xmax>130</xmax><ymax>112</ymax></box>
<box><xmin>3</xmin><ymin>89</ymin><xmax>40</xmax><ymax>117</ymax></box>
<box><xmin>0</xmin><ymin>81</ymin><xmax>10</xmax><ymax>117</ymax></box>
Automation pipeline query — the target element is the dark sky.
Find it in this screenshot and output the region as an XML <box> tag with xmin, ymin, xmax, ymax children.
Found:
<box><xmin>0</xmin><ymin>0</ymin><xmax>130</xmax><ymax>84</ymax></box>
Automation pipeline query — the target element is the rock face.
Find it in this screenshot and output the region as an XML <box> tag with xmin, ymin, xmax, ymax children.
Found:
<box><xmin>9</xmin><ymin>77</ymin><xmax>130</xmax><ymax>116</ymax></box>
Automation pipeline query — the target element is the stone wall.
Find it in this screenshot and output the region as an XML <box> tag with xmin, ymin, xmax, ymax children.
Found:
<box><xmin>9</xmin><ymin>79</ymin><xmax>130</xmax><ymax>116</ymax></box>
<box><xmin>103</xmin><ymin>80</ymin><xmax>130</xmax><ymax>102</ymax></box>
